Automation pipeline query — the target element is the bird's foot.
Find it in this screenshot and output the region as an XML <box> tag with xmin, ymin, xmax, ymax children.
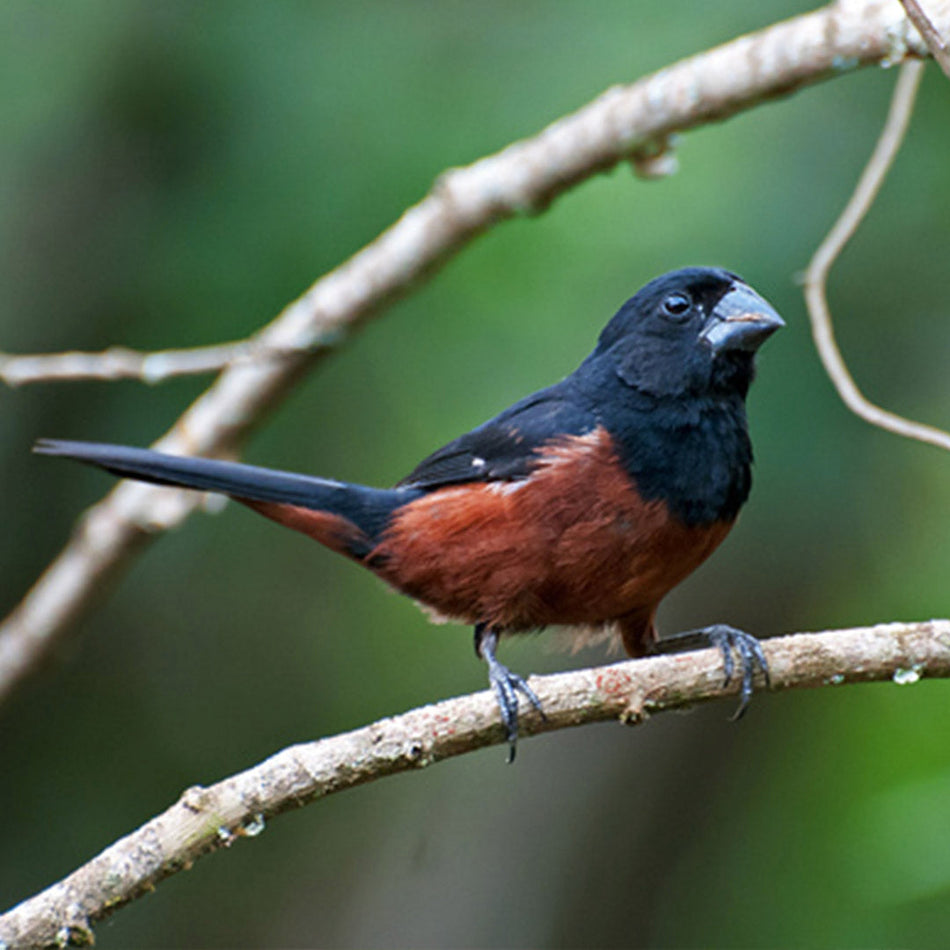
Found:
<box><xmin>655</xmin><ymin>623</ymin><xmax>770</xmax><ymax>719</ymax></box>
<box><xmin>475</xmin><ymin>625</ymin><xmax>545</xmax><ymax>762</ymax></box>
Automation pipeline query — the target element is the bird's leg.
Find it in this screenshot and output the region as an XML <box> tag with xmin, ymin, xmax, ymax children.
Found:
<box><xmin>474</xmin><ymin>623</ymin><xmax>545</xmax><ymax>762</ymax></box>
<box><xmin>652</xmin><ymin>624</ymin><xmax>770</xmax><ymax>719</ymax></box>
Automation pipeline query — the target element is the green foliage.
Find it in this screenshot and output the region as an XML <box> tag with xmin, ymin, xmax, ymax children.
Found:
<box><xmin>2</xmin><ymin>1</ymin><xmax>949</xmax><ymax>946</ymax></box>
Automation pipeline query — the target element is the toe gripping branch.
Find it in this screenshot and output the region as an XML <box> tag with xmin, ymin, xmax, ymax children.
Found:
<box><xmin>655</xmin><ymin>623</ymin><xmax>771</xmax><ymax>719</ymax></box>
<box><xmin>475</xmin><ymin>624</ymin><xmax>545</xmax><ymax>762</ymax></box>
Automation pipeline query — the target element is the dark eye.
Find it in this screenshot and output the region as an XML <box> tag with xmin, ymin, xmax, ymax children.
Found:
<box><xmin>661</xmin><ymin>292</ymin><xmax>691</xmax><ymax>320</ymax></box>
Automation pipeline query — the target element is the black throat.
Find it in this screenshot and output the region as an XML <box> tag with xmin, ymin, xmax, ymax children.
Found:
<box><xmin>570</xmin><ymin>365</ymin><xmax>754</xmax><ymax>526</ymax></box>
<box><xmin>611</xmin><ymin>392</ymin><xmax>753</xmax><ymax>526</ymax></box>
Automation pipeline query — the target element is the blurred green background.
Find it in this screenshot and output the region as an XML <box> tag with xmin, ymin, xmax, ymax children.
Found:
<box><xmin>3</xmin><ymin>1</ymin><xmax>950</xmax><ymax>947</ymax></box>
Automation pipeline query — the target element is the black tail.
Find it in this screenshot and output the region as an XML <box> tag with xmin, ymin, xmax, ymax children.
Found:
<box><xmin>34</xmin><ymin>439</ymin><xmax>418</xmax><ymax>553</ymax></box>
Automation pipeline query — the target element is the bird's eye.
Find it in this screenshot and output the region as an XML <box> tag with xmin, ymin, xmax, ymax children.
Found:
<box><xmin>661</xmin><ymin>292</ymin><xmax>691</xmax><ymax>320</ymax></box>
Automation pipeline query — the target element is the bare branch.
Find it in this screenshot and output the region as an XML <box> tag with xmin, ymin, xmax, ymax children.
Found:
<box><xmin>803</xmin><ymin>60</ymin><xmax>950</xmax><ymax>453</ymax></box>
<box><xmin>900</xmin><ymin>0</ymin><xmax>950</xmax><ymax>76</ymax></box>
<box><xmin>0</xmin><ymin>342</ymin><xmax>252</xmax><ymax>387</ymax></box>
<box><xmin>1</xmin><ymin>619</ymin><xmax>947</xmax><ymax>949</ymax></box>
<box><xmin>2</xmin><ymin>0</ymin><xmax>945</xmax><ymax>707</ymax></box>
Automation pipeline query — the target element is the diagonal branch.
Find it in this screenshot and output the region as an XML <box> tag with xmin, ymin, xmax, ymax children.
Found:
<box><xmin>1</xmin><ymin>0</ymin><xmax>945</xmax><ymax>707</ymax></box>
<box><xmin>2</xmin><ymin>619</ymin><xmax>948</xmax><ymax>949</ymax></box>
<box><xmin>803</xmin><ymin>59</ymin><xmax>950</xmax><ymax>453</ymax></box>
<box><xmin>900</xmin><ymin>0</ymin><xmax>950</xmax><ymax>76</ymax></box>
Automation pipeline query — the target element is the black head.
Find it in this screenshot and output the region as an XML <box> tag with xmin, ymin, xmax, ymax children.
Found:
<box><xmin>590</xmin><ymin>267</ymin><xmax>783</xmax><ymax>400</ymax></box>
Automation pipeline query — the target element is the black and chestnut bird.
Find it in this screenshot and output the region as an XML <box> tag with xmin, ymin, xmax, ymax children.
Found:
<box><xmin>35</xmin><ymin>266</ymin><xmax>783</xmax><ymax>757</ymax></box>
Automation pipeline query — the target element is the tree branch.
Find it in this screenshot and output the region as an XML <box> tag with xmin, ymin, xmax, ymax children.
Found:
<box><xmin>803</xmin><ymin>58</ymin><xmax>950</xmax><ymax>453</ymax></box>
<box><xmin>1</xmin><ymin>619</ymin><xmax>947</xmax><ymax>948</ymax></box>
<box><xmin>0</xmin><ymin>342</ymin><xmax>251</xmax><ymax>387</ymax></box>
<box><xmin>900</xmin><ymin>0</ymin><xmax>950</xmax><ymax>76</ymax></box>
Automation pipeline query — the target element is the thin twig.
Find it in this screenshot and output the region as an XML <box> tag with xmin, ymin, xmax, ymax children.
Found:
<box><xmin>804</xmin><ymin>60</ymin><xmax>950</xmax><ymax>453</ymax></box>
<box><xmin>1</xmin><ymin>619</ymin><xmax>948</xmax><ymax>949</ymax></box>
<box><xmin>1</xmin><ymin>1</ymin><xmax>943</xmax><ymax>707</ymax></box>
<box><xmin>900</xmin><ymin>0</ymin><xmax>950</xmax><ymax>77</ymax></box>
<box><xmin>0</xmin><ymin>342</ymin><xmax>253</xmax><ymax>387</ymax></box>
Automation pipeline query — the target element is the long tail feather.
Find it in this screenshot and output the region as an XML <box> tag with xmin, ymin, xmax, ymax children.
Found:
<box><xmin>34</xmin><ymin>439</ymin><xmax>416</xmax><ymax>555</ymax></box>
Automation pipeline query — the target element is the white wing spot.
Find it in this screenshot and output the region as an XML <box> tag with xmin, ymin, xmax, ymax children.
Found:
<box><xmin>486</xmin><ymin>479</ymin><xmax>527</xmax><ymax>496</ymax></box>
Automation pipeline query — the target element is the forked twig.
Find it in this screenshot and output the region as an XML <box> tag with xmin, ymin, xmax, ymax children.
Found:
<box><xmin>803</xmin><ymin>59</ymin><xmax>950</xmax><ymax>453</ymax></box>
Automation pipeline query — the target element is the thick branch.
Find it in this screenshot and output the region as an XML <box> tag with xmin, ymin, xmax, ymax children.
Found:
<box><xmin>1</xmin><ymin>1</ymin><xmax>945</xmax><ymax>706</ymax></box>
<box><xmin>2</xmin><ymin>620</ymin><xmax>948</xmax><ymax>949</ymax></box>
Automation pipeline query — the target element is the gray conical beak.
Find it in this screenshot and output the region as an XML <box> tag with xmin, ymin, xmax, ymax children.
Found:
<box><xmin>699</xmin><ymin>284</ymin><xmax>785</xmax><ymax>354</ymax></box>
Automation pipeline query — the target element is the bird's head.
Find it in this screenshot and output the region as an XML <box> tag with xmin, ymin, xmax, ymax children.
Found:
<box><xmin>593</xmin><ymin>267</ymin><xmax>784</xmax><ymax>400</ymax></box>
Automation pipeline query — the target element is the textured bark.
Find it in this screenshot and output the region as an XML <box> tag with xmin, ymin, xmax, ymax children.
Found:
<box><xmin>2</xmin><ymin>620</ymin><xmax>949</xmax><ymax>948</ymax></box>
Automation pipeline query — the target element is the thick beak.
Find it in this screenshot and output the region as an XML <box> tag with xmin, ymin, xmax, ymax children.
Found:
<box><xmin>699</xmin><ymin>283</ymin><xmax>785</xmax><ymax>355</ymax></box>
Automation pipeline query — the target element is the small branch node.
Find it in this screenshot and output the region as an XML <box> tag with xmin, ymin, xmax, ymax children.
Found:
<box><xmin>630</xmin><ymin>135</ymin><xmax>680</xmax><ymax>179</ymax></box>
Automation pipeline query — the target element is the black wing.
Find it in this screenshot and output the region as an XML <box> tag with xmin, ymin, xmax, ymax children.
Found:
<box><xmin>398</xmin><ymin>381</ymin><xmax>598</xmax><ymax>490</ymax></box>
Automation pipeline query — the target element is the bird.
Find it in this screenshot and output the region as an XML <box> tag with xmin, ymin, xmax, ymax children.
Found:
<box><xmin>35</xmin><ymin>266</ymin><xmax>783</xmax><ymax>760</ymax></box>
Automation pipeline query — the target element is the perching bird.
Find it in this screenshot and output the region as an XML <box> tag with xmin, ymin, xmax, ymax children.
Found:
<box><xmin>35</xmin><ymin>266</ymin><xmax>783</xmax><ymax>759</ymax></box>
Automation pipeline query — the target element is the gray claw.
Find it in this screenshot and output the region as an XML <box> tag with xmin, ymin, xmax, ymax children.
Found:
<box><xmin>476</xmin><ymin>624</ymin><xmax>545</xmax><ymax>762</ymax></box>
